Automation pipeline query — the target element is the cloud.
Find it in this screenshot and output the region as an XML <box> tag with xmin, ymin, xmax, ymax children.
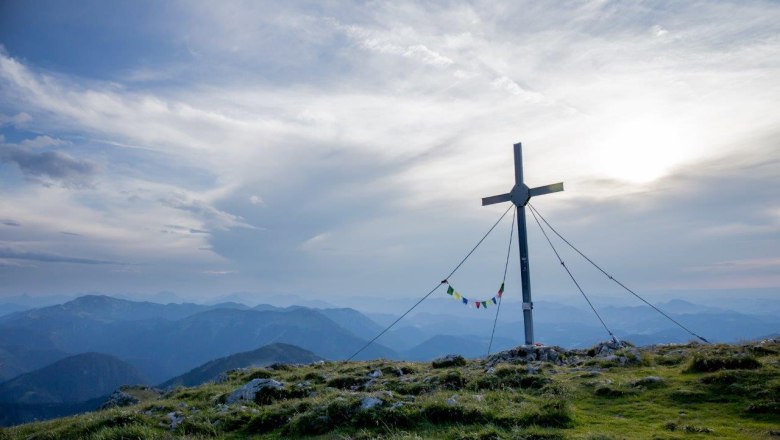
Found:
<box><xmin>19</xmin><ymin>135</ymin><xmax>67</xmax><ymax>149</ymax></box>
<box><xmin>0</xmin><ymin>246</ymin><xmax>118</xmax><ymax>265</ymax></box>
<box><xmin>0</xmin><ymin>112</ymin><xmax>31</xmax><ymax>127</ymax></box>
<box><xmin>203</xmin><ymin>269</ymin><xmax>237</xmax><ymax>275</ymax></box>
<box><xmin>0</xmin><ymin>141</ymin><xmax>98</xmax><ymax>187</ymax></box>
<box><xmin>249</xmin><ymin>195</ymin><xmax>264</xmax><ymax>206</ymax></box>
<box><xmin>160</xmin><ymin>193</ymin><xmax>254</xmax><ymax>231</ymax></box>
<box><xmin>1</xmin><ymin>220</ymin><xmax>21</xmax><ymax>227</ymax></box>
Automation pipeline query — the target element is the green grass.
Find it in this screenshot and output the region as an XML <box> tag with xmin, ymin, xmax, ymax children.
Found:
<box><xmin>1</xmin><ymin>340</ymin><xmax>778</xmax><ymax>439</ymax></box>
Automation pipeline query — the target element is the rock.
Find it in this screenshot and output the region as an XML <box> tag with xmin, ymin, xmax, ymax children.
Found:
<box><xmin>485</xmin><ymin>345</ymin><xmax>569</xmax><ymax>367</ymax></box>
<box><xmin>446</xmin><ymin>394</ymin><xmax>459</xmax><ymax>406</ymax></box>
<box><xmin>632</xmin><ymin>376</ymin><xmax>664</xmax><ymax>387</ymax></box>
<box><xmin>267</xmin><ymin>362</ymin><xmax>292</xmax><ymax>371</ymax></box>
<box><xmin>369</xmin><ymin>369</ymin><xmax>383</xmax><ymax>378</ymax></box>
<box><xmin>100</xmin><ymin>390</ymin><xmax>139</xmax><ymax>409</ymax></box>
<box><xmin>225</xmin><ymin>378</ymin><xmax>284</xmax><ymax>404</ymax></box>
<box><xmin>360</xmin><ymin>396</ymin><xmax>383</xmax><ymax>410</ymax></box>
<box><xmin>167</xmin><ymin>411</ymin><xmax>184</xmax><ymax>430</ymax></box>
<box><xmin>432</xmin><ymin>354</ymin><xmax>466</xmax><ymax>368</ymax></box>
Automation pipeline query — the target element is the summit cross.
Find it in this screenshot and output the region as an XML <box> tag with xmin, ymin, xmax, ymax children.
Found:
<box><xmin>482</xmin><ymin>142</ymin><xmax>564</xmax><ymax>346</ymax></box>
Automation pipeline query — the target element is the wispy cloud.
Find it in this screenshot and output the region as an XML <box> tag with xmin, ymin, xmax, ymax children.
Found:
<box><xmin>0</xmin><ymin>141</ymin><xmax>98</xmax><ymax>188</ymax></box>
<box><xmin>0</xmin><ymin>246</ymin><xmax>118</xmax><ymax>265</ymax></box>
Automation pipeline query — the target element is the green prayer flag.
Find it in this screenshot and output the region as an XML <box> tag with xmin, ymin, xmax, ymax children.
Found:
<box><xmin>447</xmin><ymin>286</ymin><xmax>454</xmax><ymax>295</ymax></box>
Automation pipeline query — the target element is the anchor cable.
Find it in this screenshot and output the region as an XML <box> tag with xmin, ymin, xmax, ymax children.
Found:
<box><xmin>529</xmin><ymin>206</ymin><xmax>619</xmax><ymax>342</ymax></box>
<box><xmin>487</xmin><ymin>207</ymin><xmax>516</xmax><ymax>357</ymax></box>
<box><xmin>347</xmin><ymin>204</ymin><xmax>515</xmax><ymax>361</ymax></box>
<box><xmin>528</xmin><ymin>203</ymin><xmax>709</xmax><ymax>344</ymax></box>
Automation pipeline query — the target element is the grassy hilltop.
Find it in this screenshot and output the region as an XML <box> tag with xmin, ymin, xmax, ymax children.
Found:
<box><xmin>1</xmin><ymin>340</ymin><xmax>778</xmax><ymax>440</ymax></box>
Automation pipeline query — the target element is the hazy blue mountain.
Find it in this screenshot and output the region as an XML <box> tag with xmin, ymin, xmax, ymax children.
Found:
<box><xmin>317</xmin><ymin>307</ymin><xmax>384</xmax><ymax>337</ymax></box>
<box><xmin>0</xmin><ymin>397</ymin><xmax>104</xmax><ymax>427</ymax></box>
<box><xmin>0</xmin><ymin>295</ymin><xmax>224</xmax><ymax>324</ymax></box>
<box><xmin>253</xmin><ymin>304</ymin><xmax>284</xmax><ymax>312</ymax></box>
<box><xmin>129</xmin><ymin>307</ymin><xmax>395</xmax><ymax>377</ymax></box>
<box><xmin>0</xmin><ymin>296</ymin><xmax>396</xmax><ymax>383</ymax></box>
<box><xmin>0</xmin><ymin>303</ymin><xmax>30</xmax><ymax>318</ymax></box>
<box><xmin>0</xmin><ymin>327</ymin><xmax>69</xmax><ymax>382</ymax></box>
<box><xmin>381</xmin><ymin>325</ymin><xmax>436</xmax><ymax>352</ymax></box>
<box><xmin>360</xmin><ymin>297</ymin><xmax>778</xmax><ymax>353</ymax></box>
<box><xmin>0</xmin><ymin>352</ymin><xmax>146</xmax><ymax>404</ymax></box>
<box><xmin>160</xmin><ymin>343</ymin><xmax>321</xmax><ymax>388</ymax></box>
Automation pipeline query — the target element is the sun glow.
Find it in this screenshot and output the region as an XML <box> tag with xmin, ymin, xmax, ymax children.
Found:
<box><xmin>593</xmin><ymin>117</ymin><xmax>696</xmax><ymax>184</ymax></box>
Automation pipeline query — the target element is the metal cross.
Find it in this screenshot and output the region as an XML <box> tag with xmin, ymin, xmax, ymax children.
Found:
<box><xmin>482</xmin><ymin>142</ymin><xmax>563</xmax><ymax>346</ymax></box>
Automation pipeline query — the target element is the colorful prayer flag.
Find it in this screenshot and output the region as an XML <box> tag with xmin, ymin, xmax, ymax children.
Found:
<box><xmin>443</xmin><ymin>282</ymin><xmax>506</xmax><ymax>310</ymax></box>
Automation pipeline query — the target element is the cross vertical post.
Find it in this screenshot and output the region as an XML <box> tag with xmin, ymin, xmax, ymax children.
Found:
<box><xmin>514</xmin><ymin>143</ymin><xmax>534</xmax><ymax>345</ymax></box>
<box><xmin>482</xmin><ymin>141</ymin><xmax>564</xmax><ymax>346</ymax></box>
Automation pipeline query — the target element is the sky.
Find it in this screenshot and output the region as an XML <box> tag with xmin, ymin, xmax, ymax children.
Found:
<box><xmin>0</xmin><ymin>0</ymin><xmax>778</xmax><ymax>308</ymax></box>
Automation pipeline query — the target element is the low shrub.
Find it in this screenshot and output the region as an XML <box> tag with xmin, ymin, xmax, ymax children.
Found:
<box><xmin>254</xmin><ymin>386</ymin><xmax>309</xmax><ymax>405</ymax></box>
<box><xmin>655</xmin><ymin>354</ymin><xmax>686</xmax><ymax>366</ymax></box>
<box><xmin>686</xmin><ymin>353</ymin><xmax>760</xmax><ymax>373</ymax></box>
<box><xmin>86</xmin><ymin>425</ymin><xmax>164</xmax><ymax>440</ymax></box>
<box><xmin>744</xmin><ymin>400</ymin><xmax>780</xmax><ymax>415</ymax></box>
<box><xmin>245</xmin><ymin>406</ymin><xmax>294</xmax><ymax>433</ymax></box>
<box><xmin>284</xmin><ymin>398</ymin><xmax>357</xmax><ymax>436</ymax></box>
<box><xmin>175</xmin><ymin>416</ymin><xmax>219</xmax><ymax>436</ymax></box>
<box><xmin>246</xmin><ymin>369</ymin><xmax>272</xmax><ymax>380</ymax></box>
<box><xmin>352</xmin><ymin>403</ymin><xmax>423</xmax><ymax>430</ymax></box>
<box><xmin>422</xmin><ymin>402</ymin><xmax>487</xmax><ymax>425</ymax></box>
<box><xmin>387</xmin><ymin>380</ymin><xmax>435</xmax><ymax>396</ymax></box>
<box><xmin>303</xmin><ymin>371</ymin><xmax>326</xmax><ymax>383</ymax></box>
<box><xmin>326</xmin><ymin>375</ymin><xmax>366</xmax><ymax>389</ymax></box>
<box><xmin>438</xmin><ymin>370</ymin><xmax>466</xmax><ymax>390</ymax></box>
<box><xmin>594</xmin><ymin>386</ymin><xmax>636</xmax><ymax>398</ymax></box>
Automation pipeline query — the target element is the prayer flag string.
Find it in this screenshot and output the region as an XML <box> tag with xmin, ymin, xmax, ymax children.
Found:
<box><xmin>444</xmin><ymin>281</ymin><xmax>504</xmax><ymax>309</ymax></box>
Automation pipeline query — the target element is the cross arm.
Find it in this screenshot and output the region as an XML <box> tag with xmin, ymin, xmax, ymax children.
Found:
<box><xmin>529</xmin><ymin>182</ymin><xmax>564</xmax><ymax>197</ymax></box>
<box><xmin>482</xmin><ymin>193</ymin><xmax>511</xmax><ymax>206</ymax></box>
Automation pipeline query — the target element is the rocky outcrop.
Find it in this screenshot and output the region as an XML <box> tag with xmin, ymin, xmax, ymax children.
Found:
<box><xmin>225</xmin><ymin>378</ymin><xmax>284</xmax><ymax>404</ymax></box>
<box><xmin>485</xmin><ymin>340</ymin><xmax>641</xmax><ymax>367</ymax></box>
<box><xmin>431</xmin><ymin>354</ymin><xmax>466</xmax><ymax>368</ymax></box>
<box><xmin>486</xmin><ymin>345</ymin><xmax>568</xmax><ymax>367</ymax></box>
<box><xmin>100</xmin><ymin>385</ymin><xmax>160</xmax><ymax>409</ymax></box>
<box><xmin>100</xmin><ymin>390</ymin><xmax>139</xmax><ymax>409</ymax></box>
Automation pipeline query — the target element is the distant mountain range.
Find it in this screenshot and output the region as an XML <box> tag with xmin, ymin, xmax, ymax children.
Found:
<box><xmin>0</xmin><ymin>293</ymin><xmax>776</xmax><ymax>427</ymax></box>
<box><xmin>0</xmin><ymin>295</ymin><xmax>395</xmax><ymax>383</ymax></box>
<box><xmin>160</xmin><ymin>343</ymin><xmax>322</xmax><ymax>388</ymax></box>
<box><xmin>0</xmin><ymin>352</ymin><xmax>146</xmax><ymax>404</ymax></box>
<box><xmin>0</xmin><ymin>352</ymin><xmax>148</xmax><ymax>426</ymax></box>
